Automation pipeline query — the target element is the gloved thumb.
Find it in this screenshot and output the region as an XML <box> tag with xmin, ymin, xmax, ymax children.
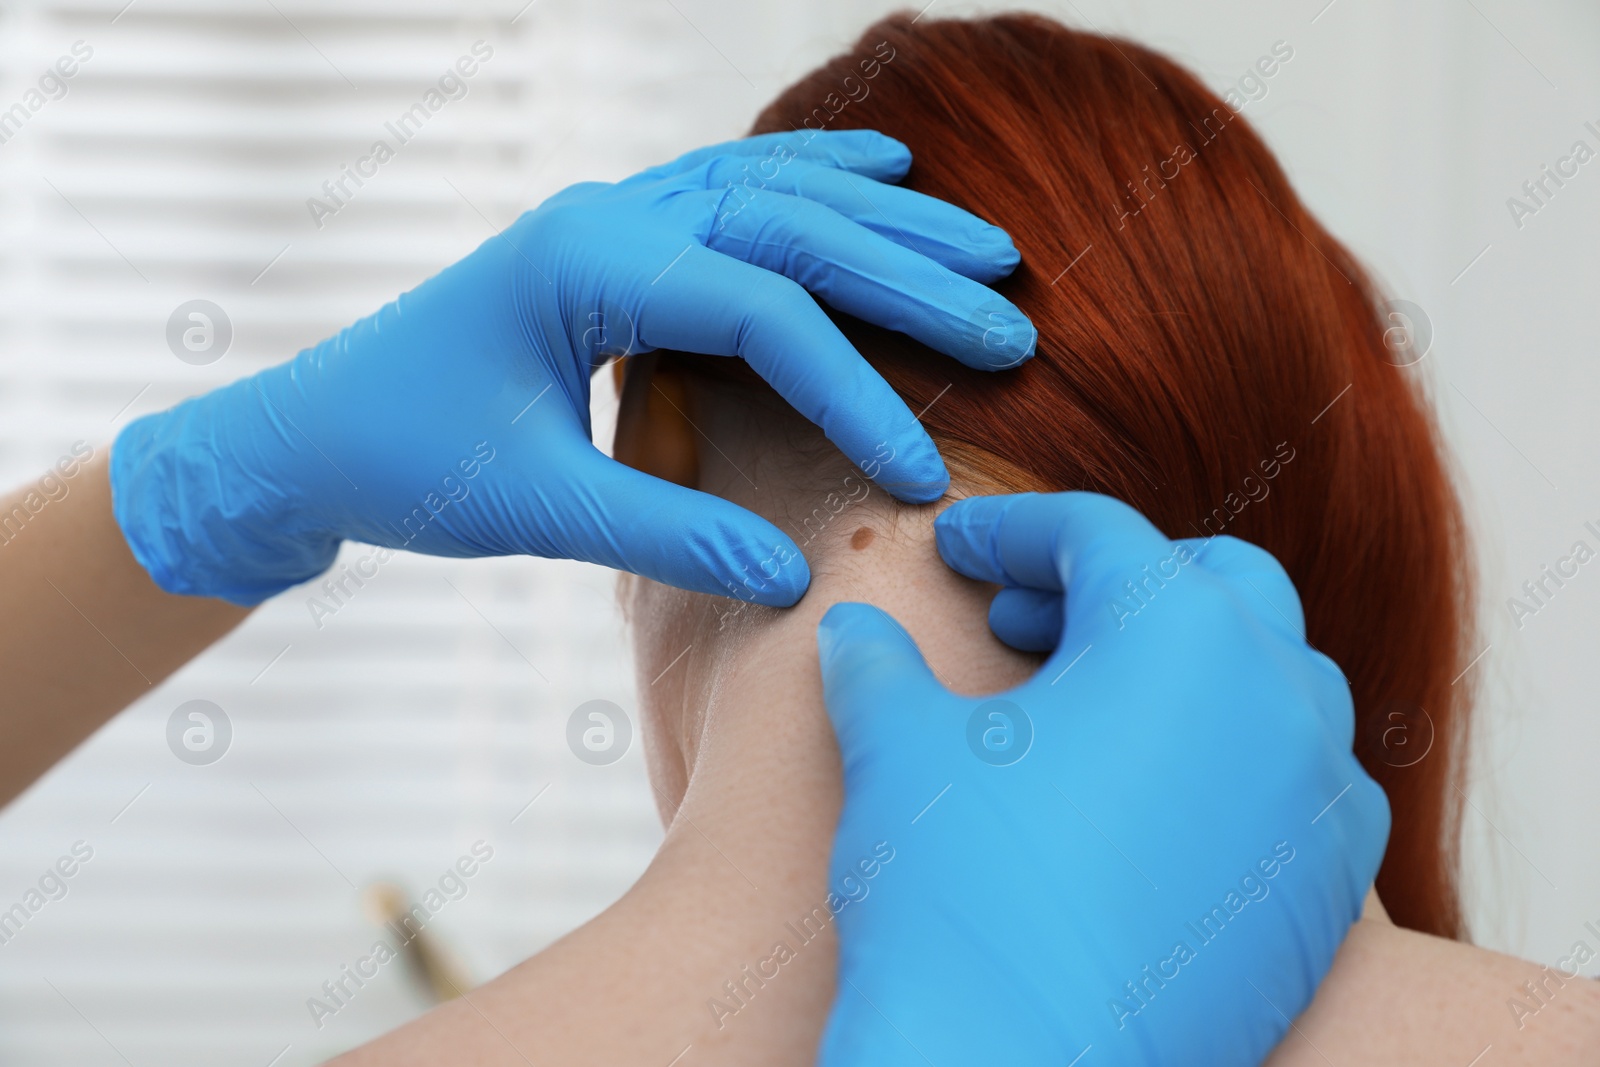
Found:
<box><xmin>817</xmin><ymin>602</ymin><xmax>942</xmax><ymax>763</ymax></box>
<box><xmin>552</xmin><ymin>450</ymin><xmax>811</xmax><ymax>606</ymax></box>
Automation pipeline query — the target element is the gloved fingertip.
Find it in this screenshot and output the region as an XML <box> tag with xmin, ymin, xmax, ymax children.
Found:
<box><xmin>744</xmin><ymin>550</ymin><xmax>811</xmax><ymax>607</ymax></box>
<box><xmin>882</xmin><ymin>468</ymin><xmax>950</xmax><ymax>505</ymax></box>
<box><xmin>870</xmin><ymin>433</ymin><xmax>948</xmax><ymax>505</ymax></box>
<box><xmin>977</xmin><ymin>226</ymin><xmax>1022</xmax><ymax>275</ymax></box>
<box><xmin>850</xmin><ymin>129</ymin><xmax>913</xmax><ymax>171</ymax></box>
<box><xmin>817</xmin><ymin>601</ymin><xmax>914</xmax><ymax>662</ymax></box>
<box><xmin>934</xmin><ymin>495</ymin><xmax>1013</xmax><ymax>576</ymax></box>
<box><xmin>816</xmin><ymin>601</ymin><xmax>874</xmax><ymax>662</ymax></box>
<box><xmin>816</xmin><ymin>602</ymin><xmax>930</xmax><ymax>711</ymax></box>
<box><xmin>712</xmin><ymin>534</ymin><xmax>810</xmax><ymax>608</ymax></box>
<box><xmin>879</xmin><ymin>138</ymin><xmax>914</xmax><ymax>176</ymax></box>
<box><xmin>988</xmin><ymin>586</ymin><xmax>1063</xmax><ymax>652</ymax></box>
<box><xmin>975</xmin><ymin>298</ymin><xmax>1037</xmax><ymax>370</ymax></box>
<box><xmin>817</xmin><ymin>603</ymin><xmax>883</xmax><ymax>712</ymax></box>
<box><xmin>806</xmin><ymin>128</ymin><xmax>912</xmax><ymax>181</ymax></box>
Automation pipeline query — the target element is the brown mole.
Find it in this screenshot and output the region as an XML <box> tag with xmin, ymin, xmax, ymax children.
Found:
<box><xmin>850</xmin><ymin>526</ymin><xmax>875</xmax><ymax>551</ymax></box>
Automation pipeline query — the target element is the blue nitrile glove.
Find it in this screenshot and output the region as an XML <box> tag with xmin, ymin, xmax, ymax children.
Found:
<box><xmin>817</xmin><ymin>492</ymin><xmax>1388</xmax><ymax>1067</ymax></box>
<box><xmin>110</xmin><ymin>130</ymin><xmax>1036</xmax><ymax>607</ymax></box>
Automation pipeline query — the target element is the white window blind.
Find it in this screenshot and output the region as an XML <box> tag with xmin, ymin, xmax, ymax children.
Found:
<box><xmin>0</xmin><ymin>2</ymin><xmax>718</xmax><ymax>1062</ymax></box>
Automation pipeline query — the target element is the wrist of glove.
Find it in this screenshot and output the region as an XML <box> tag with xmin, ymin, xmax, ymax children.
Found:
<box><xmin>111</xmin><ymin>369</ymin><xmax>339</xmax><ymax>605</ymax></box>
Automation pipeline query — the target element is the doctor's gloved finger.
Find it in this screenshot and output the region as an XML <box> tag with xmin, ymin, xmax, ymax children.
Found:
<box><xmin>988</xmin><ymin>586</ymin><xmax>1063</xmax><ymax>652</ymax></box>
<box><xmin>707</xmin><ymin>190</ymin><xmax>1034</xmax><ymax>369</ymax></box>
<box><xmin>817</xmin><ymin>602</ymin><xmax>943</xmax><ymax>762</ymax></box>
<box><xmin>638</xmin><ymin>246</ymin><xmax>948</xmax><ymax>503</ymax></box>
<box><xmin>935</xmin><ymin>492</ymin><xmax>1173</xmax><ymax>596</ymax></box>
<box><xmin>1175</xmin><ymin>535</ymin><xmax>1307</xmax><ymax>640</ymax></box>
<box><xmin>657</xmin><ymin>129</ymin><xmax>914</xmax><ymax>183</ymax></box>
<box><xmin>937</xmin><ymin>493</ymin><xmax>1178</xmax><ymax>676</ymax></box>
<box><xmin>553</xmin><ymin>452</ymin><xmax>810</xmax><ymax>606</ymax></box>
<box><xmin>703</xmin><ymin>156</ymin><xmax>1020</xmax><ymax>283</ymax></box>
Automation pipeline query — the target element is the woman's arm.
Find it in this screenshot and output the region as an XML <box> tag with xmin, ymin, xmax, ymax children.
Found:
<box><xmin>0</xmin><ymin>449</ymin><xmax>250</xmax><ymax>805</ymax></box>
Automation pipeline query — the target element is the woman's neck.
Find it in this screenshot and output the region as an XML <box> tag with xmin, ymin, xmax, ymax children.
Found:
<box><xmin>334</xmin><ymin>490</ymin><xmax>1041</xmax><ymax>1066</ymax></box>
<box><xmin>603</xmin><ymin>498</ymin><xmax>1042</xmax><ymax>1063</ymax></box>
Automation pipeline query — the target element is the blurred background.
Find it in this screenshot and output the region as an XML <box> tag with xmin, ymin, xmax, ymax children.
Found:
<box><xmin>0</xmin><ymin>0</ymin><xmax>1594</xmax><ymax>1062</ymax></box>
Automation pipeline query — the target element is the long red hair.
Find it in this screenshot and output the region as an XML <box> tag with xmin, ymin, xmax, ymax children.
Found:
<box><xmin>679</xmin><ymin>13</ymin><xmax>1478</xmax><ymax>937</ymax></box>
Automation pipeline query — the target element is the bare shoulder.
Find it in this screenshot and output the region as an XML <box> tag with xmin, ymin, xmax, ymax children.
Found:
<box><xmin>1267</xmin><ymin>910</ymin><xmax>1600</xmax><ymax>1066</ymax></box>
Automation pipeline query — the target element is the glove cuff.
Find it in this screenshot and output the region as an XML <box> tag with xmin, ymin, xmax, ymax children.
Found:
<box><xmin>110</xmin><ymin>386</ymin><xmax>339</xmax><ymax>607</ymax></box>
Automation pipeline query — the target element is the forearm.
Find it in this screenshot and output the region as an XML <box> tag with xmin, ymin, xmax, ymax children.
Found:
<box><xmin>1269</xmin><ymin>915</ymin><xmax>1600</xmax><ymax>1065</ymax></box>
<box><xmin>0</xmin><ymin>447</ymin><xmax>250</xmax><ymax>805</ymax></box>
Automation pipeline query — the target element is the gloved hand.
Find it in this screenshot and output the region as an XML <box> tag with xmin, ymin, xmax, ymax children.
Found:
<box><xmin>111</xmin><ymin>130</ymin><xmax>1035</xmax><ymax>607</ymax></box>
<box><xmin>817</xmin><ymin>492</ymin><xmax>1388</xmax><ymax>1066</ymax></box>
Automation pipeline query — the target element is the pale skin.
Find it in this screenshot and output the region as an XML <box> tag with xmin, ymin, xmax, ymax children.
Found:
<box><xmin>3</xmin><ymin>383</ymin><xmax>1598</xmax><ymax>1063</ymax></box>
<box><xmin>0</xmin><ymin>450</ymin><xmax>249</xmax><ymax>806</ymax></box>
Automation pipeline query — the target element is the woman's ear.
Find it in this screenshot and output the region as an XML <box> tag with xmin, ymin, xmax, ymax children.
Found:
<box><xmin>612</xmin><ymin>354</ymin><xmax>700</xmax><ymax>488</ymax></box>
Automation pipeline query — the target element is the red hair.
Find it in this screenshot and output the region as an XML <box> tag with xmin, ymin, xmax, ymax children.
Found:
<box><xmin>746</xmin><ymin>12</ymin><xmax>1478</xmax><ymax>939</ymax></box>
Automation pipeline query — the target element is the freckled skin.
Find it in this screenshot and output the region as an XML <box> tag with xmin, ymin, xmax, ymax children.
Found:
<box><xmin>850</xmin><ymin>526</ymin><xmax>875</xmax><ymax>551</ymax></box>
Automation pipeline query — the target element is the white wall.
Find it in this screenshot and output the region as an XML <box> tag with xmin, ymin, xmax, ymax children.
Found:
<box><xmin>0</xmin><ymin>0</ymin><xmax>1593</xmax><ymax>1062</ymax></box>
